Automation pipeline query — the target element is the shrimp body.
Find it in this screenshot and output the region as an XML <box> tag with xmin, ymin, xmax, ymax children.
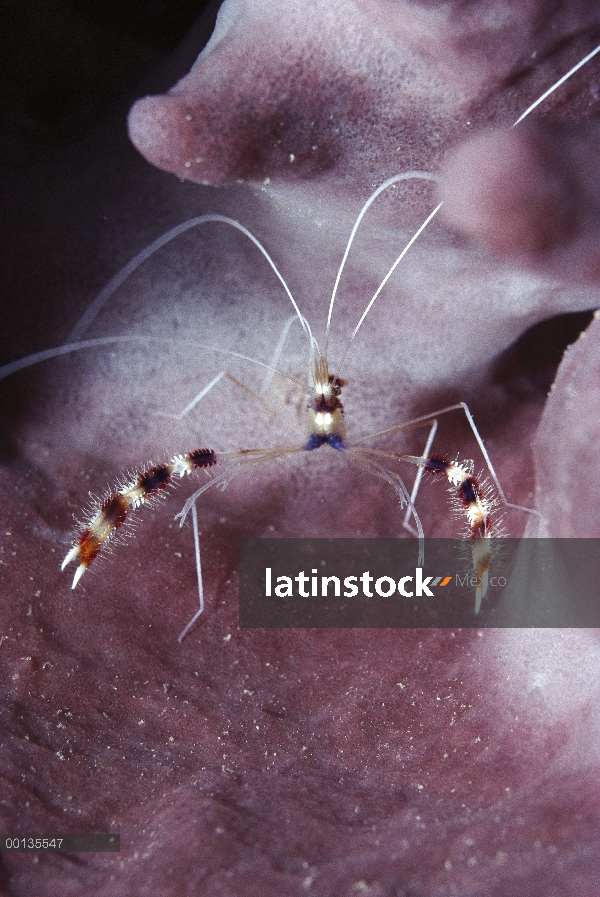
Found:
<box><xmin>10</xmin><ymin>43</ymin><xmax>600</xmax><ymax>635</ymax></box>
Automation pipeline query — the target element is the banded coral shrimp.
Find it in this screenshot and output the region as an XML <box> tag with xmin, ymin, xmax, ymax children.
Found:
<box><xmin>2</xmin><ymin>40</ymin><xmax>598</xmax><ymax>644</ymax></box>
<box><xmin>5</xmin><ymin>29</ymin><xmax>597</xmax><ymax>636</ymax></box>
<box><xmin>55</xmin><ymin>178</ymin><xmax>519</xmax><ymax>636</ymax></box>
<box><xmin>2</xmin><ymin>177</ymin><xmax>502</xmax><ymax>640</ymax></box>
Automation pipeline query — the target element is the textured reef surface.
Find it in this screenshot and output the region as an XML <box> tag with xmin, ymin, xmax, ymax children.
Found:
<box><xmin>1</xmin><ymin>1</ymin><xmax>600</xmax><ymax>894</ymax></box>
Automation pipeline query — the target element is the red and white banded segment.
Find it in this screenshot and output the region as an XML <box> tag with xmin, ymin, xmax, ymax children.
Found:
<box><xmin>62</xmin><ymin>449</ymin><xmax>217</xmax><ymax>588</ymax></box>
<box><xmin>423</xmin><ymin>454</ymin><xmax>499</xmax><ymax>612</ymax></box>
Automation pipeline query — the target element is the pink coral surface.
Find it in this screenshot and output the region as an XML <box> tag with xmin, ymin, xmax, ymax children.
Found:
<box><xmin>1</xmin><ymin>2</ymin><xmax>600</xmax><ymax>894</ymax></box>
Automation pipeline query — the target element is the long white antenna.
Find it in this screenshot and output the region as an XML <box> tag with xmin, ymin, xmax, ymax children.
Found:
<box><xmin>324</xmin><ymin>171</ymin><xmax>438</xmax><ymax>354</ymax></box>
<box><xmin>0</xmin><ymin>334</ymin><xmax>305</xmax><ymax>389</ymax></box>
<box><xmin>336</xmin><ymin>201</ymin><xmax>443</xmax><ymax>375</ymax></box>
<box><xmin>513</xmin><ymin>42</ymin><xmax>600</xmax><ymax>127</ymax></box>
<box><xmin>67</xmin><ymin>214</ymin><xmax>311</xmax><ymax>347</ymax></box>
<box><xmin>334</xmin><ymin>40</ymin><xmax>600</xmax><ymax>373</ymax></box>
